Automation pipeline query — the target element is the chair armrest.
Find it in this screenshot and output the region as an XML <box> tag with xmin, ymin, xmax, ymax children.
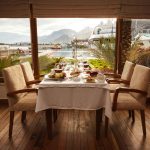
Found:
<box><xmin>27</xmin><ymin>79</ymin><xmax>41</xmax><ymax>85</ymax></box>
<box><xmin>104</xmin><ymin>73</ymin><xmax>121</xmax><ymax>78</ymax></box>
<box><xmin>115</xmin><ymin>87</ymin><xmax>147</xmax><ymax>95</ymax></box>
<box><xmin>39</xmin><ymin>74</ymin><xmax>45</xmax><ymax>77</ymax></box>
<box><xmin>34</xmin><ymin>74</ymin><xmax>45</xmax><ymax>79</ymax></box>
<box><xmin>112</xmin><ymin>87</ymin><xmax>147</xmax><ymax>111</ymax></box>
<box><xmin>107</xmin><ymin>79</ymin><xmax>130</xmax><ymax>85</ymax></box>
<box><xmin>7</xmin><ymin>88</ymin><xmax>38</xmax><ymax>97</ymax></box>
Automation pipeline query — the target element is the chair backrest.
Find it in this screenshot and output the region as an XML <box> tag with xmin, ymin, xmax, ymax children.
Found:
<box><xmin>121</xmin><ymin>61</ymin><xmax>135</xmax><ymax>81</ymax></box>
<box><xmin>130</xmin><ymin>64</ymin><xmax>150</xmax><ymax>104</ymax></box>
<box><xmin>20</xmin><ymin>62</ymin><xmax>35</xmax><ymax>83</ymax></box>
<box><xmin>3</xmin><ymin>65</ymin><xmax>27</xmax><ymax>106</ymax></box>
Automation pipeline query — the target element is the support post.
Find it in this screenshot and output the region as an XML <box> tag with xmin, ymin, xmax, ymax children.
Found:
<box><xmin>29</xmin><ymin>4</ymin><xmax>39</xmax><ymax>79</ymax></box>
<box><xmin>116</xmin><ymin>18</ymin><xmax>123</xmax><ymax>74</ymax></box>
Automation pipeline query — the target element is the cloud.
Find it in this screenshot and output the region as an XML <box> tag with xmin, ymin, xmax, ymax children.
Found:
<box><xmin>0</xmin><ymin>18</ymin><xmax>116</xmax><ymax>36</ymax></box>
<box><xmin>0</xmin><ymin>18</ymin><xmax>30</xmax><ymax>35</ymax></box>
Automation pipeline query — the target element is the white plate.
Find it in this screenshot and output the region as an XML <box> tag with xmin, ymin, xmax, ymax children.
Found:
<box><xmin>44</xmin><ymin>75</ymin><xmax>66</xmax><ymax>81</ymax></box>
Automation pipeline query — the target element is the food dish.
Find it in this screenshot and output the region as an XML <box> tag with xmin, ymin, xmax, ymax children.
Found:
<box><xmin>54</xmin><ymin>69</ymin><xmax>63</xmax><ymax>73</ymax></box>
<box><xmin>85</xmin><ymin>80</ymin><xmax>96</xmax><ymax>83</ymax></box>
<box><xmin>44</xmin><ymin>75</ymin><xmax>66</xmax><ymax>81</ymax></box>
<box><xmin>85</xmin><ymin>76</ymin><xmax>95</xmax><ymax>83</ymax></box>
<box><xmin>90</xmin><ymin>71</ymin><xmax>98</xmax><ymax>77</ymax></box>
<box><xmin>44</xmin><ymin>72</ymin><xmax>66</xmax><ymax>81</ymax></box>
<box><xmin>70</xmin><ymin>70</ymin><xmax>80</xmax><ymax>77</ymax></box>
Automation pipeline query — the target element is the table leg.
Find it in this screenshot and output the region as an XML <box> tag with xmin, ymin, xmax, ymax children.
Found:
<box><xmin>45</xmin><ymin>109</ymin><xmax>53</xmax><ymax>139</ymax></box>
<box><xmin>96</xmin><ymin>108</ymin><xmax>103</xmax><ymax>139</ymax></box>
<box><xmin>105</xmin><ymin>116</ymin><xmax>109</xmax><ymax>137</ymax></box>
<box><xmin>53</xmin><ymin>109</ymin><xmax>58</xmax><ymax>123</ymax></box>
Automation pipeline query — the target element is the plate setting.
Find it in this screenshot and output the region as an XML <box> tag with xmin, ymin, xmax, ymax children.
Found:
<box><xmin>44</xmin><ymin>74</ymin><xmax>66</xmax><ymax>81</ymax></box>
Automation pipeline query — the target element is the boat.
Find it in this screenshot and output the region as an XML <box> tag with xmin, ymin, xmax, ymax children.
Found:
<box><xmin>134</xmin><ymin>33</ymin><xmax>150</xmax><ymax>48</ymax></box>
<box><xmin>89</xmin><ymin>25</ymin><xmax>116</xmax><ymax>42</ymax></box>
<box><xmin>49</xmin><ymin>44</ymin><xmax>62</xmax><ymax>49</ymax></box>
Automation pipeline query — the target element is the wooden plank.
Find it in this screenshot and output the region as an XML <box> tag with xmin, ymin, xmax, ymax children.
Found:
<box><xmin>0</xmin><ymin>105</ymin><xmax>150</xmax><ymax>149</ymax></box>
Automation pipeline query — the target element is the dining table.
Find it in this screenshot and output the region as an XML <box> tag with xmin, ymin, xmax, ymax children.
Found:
<box><xmin>36</xmin><ymin>69</ymin><xmax>112</xmax><ymax>139</ymax></box>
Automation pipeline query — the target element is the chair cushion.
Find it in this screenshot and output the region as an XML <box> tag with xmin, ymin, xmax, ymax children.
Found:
<box><xmin>130</xmin><ymin>65</ymin><xmax>150</xmax><ymax>102</ymax></box>
<box><xmin>109</xmin><ymin>84</ymin><xmax>121</xmax><ymax>92</ymax></box>
<box><xmin>110</xmin><ymin>93</ymin><xmax>145</xmax><ymax>110</ymax></box>
<box><xmin>9</xmin><ymin>93</ymin><xmax>36</xmax><ymax>111</ymax></box>
<box><xmin>121</xmin><ymin>61</ymin><xmax>135</xmax><ymax>81</ymax></box>
<box><xmin>21</xmin><ymin>62</ymin><xmax>35</xmax><ymax>82</ymax></box>
<box><xmin>109</xmin><ymin>83</ymin><xmax>129</xmax><ymax>92</ymax></box>
<box><xmin>3</xmin><ymin>65</ymin><xmax>27</xmax><ymax>106</ymax></box>
<box><xmin>3</xmin><ymin>65</ymin><xmax>26</xmax><ymax>93</ymax></box>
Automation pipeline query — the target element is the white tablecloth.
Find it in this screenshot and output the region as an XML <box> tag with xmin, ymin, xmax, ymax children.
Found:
<box><xmin>36</xmin><ymin>78</ymin><xmax>112</xmax><ymax>118</ymax></box>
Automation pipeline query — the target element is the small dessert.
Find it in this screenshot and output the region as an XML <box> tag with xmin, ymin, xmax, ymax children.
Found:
<box><xmin>70</xmin><ymin>68</ymin><xmax>81</xmax><ymax>77</ymax></box>
<box><xmin>86</xmin><ymin>76</ymin><xmax>95</xmax><ymax>83</ymax></box>
<box><xmin>90</xmin><ymin>71</ymin><xmax>98</xmax><ymax>77</ymax></box>
<box><xmin>85</xmin><ymin>70</ymin><xmax>91</xmax><ymax>74</ymax></box>
<box><xmin>83</xmin><ymin>64</ymin><xmax>89</xmax><ymax>68</ymax></box>
<box><xmin>83</xmin><ymin>61</ymin><xmax>87</xmax><ymax>64</ymax></box>
<box><xmin>48</xmin><ymin>72</ymin><xmax>66</xmax><ymax>79</ymax></box>
<box><xmin>54</xmin><ymin>69</ymin><xmax>63</xmax><ymax>73</ymax></box>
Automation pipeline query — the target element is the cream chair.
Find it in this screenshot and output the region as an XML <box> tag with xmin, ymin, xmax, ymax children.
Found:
<box><xmin>21</xmin><ymin>62</ymin><xmax>58</xmax><ymax>123</ymax></box>
<box><xmin>3</xmin><ymin>65</ymin><xmax>37</xmax><ymax>138</ymax></box>
<box><xmin>20</xmin><ymin>62</ymin><xmax>41</xmax><ymax>87</ymax></box>
<box><xmin>108</xmin><ymin>65</ymin><xmax>150</xmax><ymax>136</ymax></box>
<box><xmin>106</xmin><ymin>61</ymin><xmax>135</xmax><ymax>92</ymax></box>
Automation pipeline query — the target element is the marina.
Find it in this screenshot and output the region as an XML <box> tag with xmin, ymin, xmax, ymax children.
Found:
<box><xmin>0</xmin><ymin>46</ymin><xmax>95</xmax><ymax>59</ymax></box>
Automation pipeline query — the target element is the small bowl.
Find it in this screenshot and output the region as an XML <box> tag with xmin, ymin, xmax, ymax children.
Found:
<box><xmin>83</xmin><ymin>61</ymin><xmax>88</xmax><ymax>64</ymax></box>
<box><xmin>54</xmin><ymin>69</ymin><xmax>63</xmax><ymax>73</ymax></box>
<box><xmin>86</xmin><ymin>70</ymin><xmax>91</xmax><ymax>74</ymax></box>
<box><xmin>90</xmin><ymin>71</ymin><xmax>98</xmax><ymax>77</ymax></box>
<box><xmin>84</xmin><ymin>64</ymin><xmax>89</xmax><ymax>68</ymax></box>
<box><xmin>86</xmin><ymin>77</ymin><xmax>95</xmax><ymax>83</ymax></box>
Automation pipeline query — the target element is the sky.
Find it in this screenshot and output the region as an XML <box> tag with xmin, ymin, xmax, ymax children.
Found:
<box><xmin>0</xmin><ymin>18</ymin><xmax>116</xmax><ymax>36</ymax></box>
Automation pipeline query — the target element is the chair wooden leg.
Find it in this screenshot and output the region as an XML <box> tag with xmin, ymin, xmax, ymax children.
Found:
<box><xmin>105</xmin><ymin>116</ymin><xmax>109</xmax><ymax>137</ymax></box>
<box><xmin>9</xmin><ymin>111</ymin><xmax>14</xmax><ymax>138</ymax></box>
<box><xmin>53</xmin><ymin>109</ymin><xmax>58</xmax><ymax>123</ymax></box>
<box><xmin>128</xmin><ymin>110</ymin><xmax>132</xmax><ymax>118</ymax></box>
<box><xmin>131</xmin><ymin>110</ymin><xmax>135</xmax><ymax>122</ymax></box>
<box><xmin>140</xmin><ymin>110</ymin><xmax>146</xmax><ymax>136</ymax></box>
<box><xmin>96</xmin><ymin>109</ymin><xmax>102</xmax><ymax>139</ymax></box>
<box><xmin>21</xmin><ymin>111</ymin><xmax>26</xmax><ymax>123</ymax></box>
<box><xmin>45</xmin><ymin>109</ymin><xmax>53</xmax><ymax>139</ymax></box>
<box><xmin>99</xmin><ymin>108</ymin><xmax>103</xmax><ymax>123</ymax></box>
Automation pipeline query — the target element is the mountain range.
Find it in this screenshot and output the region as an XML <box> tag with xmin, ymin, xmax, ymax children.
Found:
<box><xmin>0</xmin><ymin>27</ymin><xmax>93</xmax><ymax>44</ymax></box>
<box><xmin>0</xmin><ymin>32</ymin><xmax>30</xmax><ymax>44</ymax></box>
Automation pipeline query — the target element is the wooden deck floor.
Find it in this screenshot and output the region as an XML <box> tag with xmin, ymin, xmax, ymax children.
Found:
<box><xmin>0</xmin><ymin>103</ymin><xmax>150</xmax><ymax>150</ymax></box>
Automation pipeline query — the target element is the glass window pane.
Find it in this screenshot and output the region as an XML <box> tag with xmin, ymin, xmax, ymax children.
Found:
<box><xmin>0</xmin><ymin>18</ymin><xmax>31</xmax><ymax>82</ymax></box>
<box><xmin>37</xmin><ymin>18</ymin><xmax>116</xmax><ymax>73</ymax></box>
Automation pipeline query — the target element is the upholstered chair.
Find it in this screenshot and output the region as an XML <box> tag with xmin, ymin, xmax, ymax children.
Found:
<box><xmin>3</xmin><ymin>65</ymin><xmax>38</xmax><ymax>138</ymax></box>
<box><xmin>106</xmin><ymin>61</ymin><xmax>135</xmax><ymax>92</ymax></box>
<box><xmin>20</xmin><ymin>62</ymin><xmax>41</xmax><ymax>87</ymax></box>
<box><xmin>108</xmin><ymin>65</ymin><xmax>150</xmax><ymax>136</ymax></box>
<box><xmin>21</xmin><ymin>62</ymin><xmax>57</xmax><ymax>122</ymax></box>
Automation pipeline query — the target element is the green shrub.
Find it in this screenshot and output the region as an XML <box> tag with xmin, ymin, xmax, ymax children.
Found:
<box><xmin>90</xmin><ymin>36</ymin><xmax>115</xmax><ymax>69</ymax></box>
<box><xmin>0</xmin><ymin>54</ymin><xmax>20</xmax><ymax>72</ymax></box>
<box><xmin>88</xmin><ymin>59</ymin><xmax>113</xmax><ymax>72</ymax></box>
<box><xmin>127</xmin><ymin>38</ymin><xmax>150</xmax><ymax>67</ymax></box>
<box><xmin>0</xmin><ymin>54</ymin><xmax>20</xmax><ymax>82</ymax></box>
<box><xmin>20</xmin><ymin>55</ymin><xmax>64</xmax><ymax>74</ymax></box>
